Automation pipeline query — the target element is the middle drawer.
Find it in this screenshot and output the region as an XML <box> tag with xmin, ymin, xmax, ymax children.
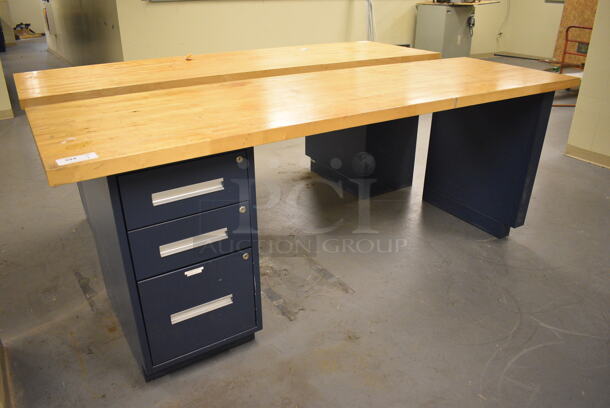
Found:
<box><xmin>128</xmin><ymin>202</ymin><xmax>252</xmax><ymax>280</ymax></box>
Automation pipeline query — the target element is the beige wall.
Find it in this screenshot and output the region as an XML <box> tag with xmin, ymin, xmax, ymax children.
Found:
<box><xmin>0</xmin><ymin>62</ymin><xmax>13</xmax><ymax>119</ymax></box>
<box><xmin>44</xmin><ymin>0</ymin><xmax>123</xmax><ymax>66</ymax></box>
<box><xmin>498</xmin><ymin>0</ymin><xmax>564</xmax><ymax>59</ymax></box>
<box><xmin>116</xmin><ymin>0</ymin><xmax>420</xmax><ymax>60</ymax></box>
<box><xmin>115</xmin><ymin>0</ymin><xmax>508</xmax><ymax>61</ymax></box>
<box><xmin>0</xmin><ymin>1</ymin><xmax>13</xmax><ymax>119</ymax></box>
<box><xmin>0</xmin><ymin>0</ymin><xmax>16</xmax><ymax>45</ymax></box>
<box><xmin>8</xmin><ymin>0</ymin><xmax>45</xmax><ymax>33</ymax></box>
<box><xmin>566</xmin><ymin>0</ymin><xmax>610</xmax><ymax>168</ymax></box>
<box><xmin>471</xmin><ymin>1</ymin><xmax>508</xmax><ymax>55</ymax></box>
<box><xmin>115</xmin><ymin>0</ymin><xmax>563</xmax><ymax>61</ymax></box>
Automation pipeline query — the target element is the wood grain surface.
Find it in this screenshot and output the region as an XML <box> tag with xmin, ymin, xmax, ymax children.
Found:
<box><xmin>14</xmin><ymin>42</ymin><xmax>440</xmax><ymax>108</ymax></box>
<box><xmin>25</xmin><ymin>57</ymin><xmax>579</xmax><ymax>186</ymax></box>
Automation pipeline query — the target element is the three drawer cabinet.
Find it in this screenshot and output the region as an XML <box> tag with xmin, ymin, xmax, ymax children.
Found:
<box><xmin>77</xmin><ymin>148</ymin><xmax>262</xmax><ymax>380</ymax></box>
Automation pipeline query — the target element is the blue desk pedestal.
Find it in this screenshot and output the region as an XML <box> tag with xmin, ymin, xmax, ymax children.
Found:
<box><xmin>424</xmin><ymin>92</ymin><xmax>554</xmax><ymax>238</ymax></box>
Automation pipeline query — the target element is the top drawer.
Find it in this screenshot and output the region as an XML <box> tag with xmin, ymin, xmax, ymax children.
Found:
<box><xmin>118</xmin><ymin>151</ymin><xmax>251</xmax><ymax>230</ymax></box>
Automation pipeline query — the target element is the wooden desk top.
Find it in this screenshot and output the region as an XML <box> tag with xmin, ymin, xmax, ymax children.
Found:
<box><xmin>25</xmin><ymin>57</ymin><xmax>579</xmax><ymax>186</ymax></box>
<box><xmin>14</xmin><ymin>42</ymin><xmax>439</xmax><ymax>109</ymax></box>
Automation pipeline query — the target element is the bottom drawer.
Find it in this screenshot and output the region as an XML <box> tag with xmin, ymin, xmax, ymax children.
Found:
<box><xmin>138</xmin><ymin>249</ymin><xmax>257</xmax><ymax>366</ymax></box>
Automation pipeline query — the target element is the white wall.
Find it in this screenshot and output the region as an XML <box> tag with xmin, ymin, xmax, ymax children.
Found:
<box><xmin>0</xmin><ymin>0</ymin><xmax>16</xmax><ymax>45</ymax></box>
<box><xmin>0</xmin><ymin>0</ymin><xmax>14</xmax><ymax>119</ymax></box>
<box><xmin>114</xmin><ymin>0</ymin><xmax>562</xmax><ymax>62</ymax></box>
<box><xmin>115</xmin><ymin>0</ymin><xmax>508</xmax><ymax>61</ymax></box>
<box><xmin>471</xmin><ymin>0</ymin><xmax>509</xmax><ymax>55</ymax></box>
<box><xmin>498</xmin><ymin>0</ymin><xmax>564</xmax><ymax>58</ymax></box>
<box><xmin>115</xmin><ymin>0</ymin><xmax>416</xmax><ymax>60</ymax></box>
<box><xmin>0</xmin><ymin>60</ymin><xmax>13</xmax><ymax>119</ymax></box>
<box><xmin>7</xmin><ymin>0</ymin><xmax>45</xmax><ymax>33</ymax></box>
<box><xmin>566</xmin><ymin>0</ymin><xmax>610</xmax><ymax>168</ymax></box>
<box><xmin>44</xmin><ymin>0</ymin><xmax>123</xmax><ymax>66</ymax></box>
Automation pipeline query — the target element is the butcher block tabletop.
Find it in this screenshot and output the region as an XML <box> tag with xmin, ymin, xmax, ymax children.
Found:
<box><xmin>14</xmin><ymin>41</ymin><xmax>440</xmax><ymax>109</ymax></box>
<box><xmin>21</xmin><ymin>57</ymin><xmax>579</xmax><ymax>187</ymax></box>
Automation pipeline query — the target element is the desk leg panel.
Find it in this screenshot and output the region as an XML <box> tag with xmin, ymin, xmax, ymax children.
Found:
<box><xmin>78</xmin><ymin>178</ymin><xmax>152</xmax><ymax>370</ymax></box>
<box><xmin>305</xmin><ymin>117</ymin><xmax>418</xmax><ymax>198</ymax></box>
<box><xmin>245</xmin><ymin>148</ymin><xmax>264</xmax><ymax>333</ymax></box>
<box><xmin>423</xmin><ymin>92</ymin><xmax>554</xmax><ymax>238</ymax></box>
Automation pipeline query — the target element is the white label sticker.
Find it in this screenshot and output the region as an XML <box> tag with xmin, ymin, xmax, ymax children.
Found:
<box><xmin>56</xmin><ymin>152</ymin><xmax>98</xmax><ymax>166</ymax></box>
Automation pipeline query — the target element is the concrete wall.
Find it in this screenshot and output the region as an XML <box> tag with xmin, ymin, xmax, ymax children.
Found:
<box><xmin>114</xmin><ymin>0</ymin><xmax>509</xmax><ymax>61</ymax></box>
<box><xmin>497</xmin><ymin>0</ymin><xmax>565</xmax><ymax>59</ymax></box>
<box><xmin>43</xmin><ymin>0</ymin><xmax>123</xmax><ymax>66</ymax></box>
<box><xmin>8</xmin><ymin>0</ymin><xmax>45</xmax><ymax>33</ymax></box>
<box><xmin>566</xmin><ymin>0</ymin><xmax>610</xmax><ymax>168</ymax></box>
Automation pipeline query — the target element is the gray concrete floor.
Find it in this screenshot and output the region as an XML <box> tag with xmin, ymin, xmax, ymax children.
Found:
<box><xmin>0</xmin><ymin>39</ymin><xmax>609</xmax><ymax>408</ymax></box>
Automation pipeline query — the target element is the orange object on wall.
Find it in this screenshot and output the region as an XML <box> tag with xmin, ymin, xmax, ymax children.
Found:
<box><xmin>553</xmin><ymin>0</ymin><xmax>598</xmax><ymax>65</ymax></box>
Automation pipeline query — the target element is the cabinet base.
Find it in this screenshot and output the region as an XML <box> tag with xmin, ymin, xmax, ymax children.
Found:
<box><xmin>305</xmin><ymin>117</ymin><xmax>419</xmax><ymax>199</ymax></box>
<box><xmin>143</xmin><ymin>333</ymin><xmax>256</xmax><ymax>381</ymax></box>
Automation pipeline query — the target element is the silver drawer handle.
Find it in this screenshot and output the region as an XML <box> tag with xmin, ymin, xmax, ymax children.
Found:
<box><xmin>184</xmin><ymin>267</ymin><xmax>204</xmax><ymax>277</ymax></box>
<box><xmin>151</xmin><ymin>178</ymin><xmax>224</xmax><ymax>207</ymax></box>
<box><xmin>159</xmin><ymin>227</ymin><xmax>229</xmax><ymax>258</ymax></box>
<box><xmin>170</xmin><ymin>294</ymin><xmax>234</xmax><ymax>325</ymax></box>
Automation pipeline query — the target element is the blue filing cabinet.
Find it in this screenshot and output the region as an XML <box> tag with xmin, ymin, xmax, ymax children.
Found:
<box><xmin>78</xmin><ymin>148</ymin><xmax>262</xmax><ymax>380</ymax></box>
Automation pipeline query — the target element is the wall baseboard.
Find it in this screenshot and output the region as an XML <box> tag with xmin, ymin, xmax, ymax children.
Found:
<box><xmin>0</xmin><ymin>109</ymin><xmax>13</xmax><ymax>121</ymax></box>
<box><xmin>46</xmin><ymin>47</ymin><xmax>74</xmax><ymax>67</ymax></box>
<box><xmin>565</xmin><ymin>144</ymin><xmax>610</xmax><ymax>169</ymax></box>
<box><xmin>494</xmin><ymin>51</ymin><xmax>549</xmax><ymax>61</ymax></box>
<box><xmin>471</xmin><ymin>52</ymin><xmax>495</xmax><ymax>59</ymax></box>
